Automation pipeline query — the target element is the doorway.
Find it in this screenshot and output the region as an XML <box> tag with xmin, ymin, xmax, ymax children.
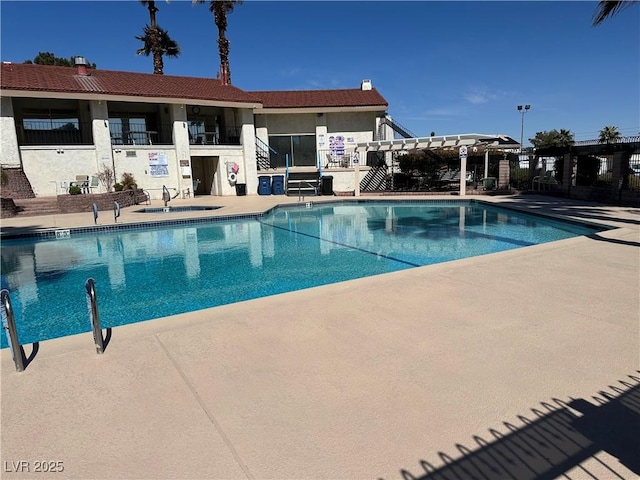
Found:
<box><xmin>190</xmin><ymin>156</ymin><xmax>220</xmax><ymax>195</ymax></box>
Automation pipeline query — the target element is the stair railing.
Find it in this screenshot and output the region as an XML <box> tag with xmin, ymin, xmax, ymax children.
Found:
<box><xmin>382</xmin><ymin>116</ymin><xmax>417</xmax><ymax>139</ymax></box>
<box><xmin>255</xmin><ymin>137</ymin><xmax>278</xmax><ymax>170</ymax></box>
<box><xmin>297</xmin><ymin>181</ymin><xmax>319</xmax><ymax>202</ymax></box>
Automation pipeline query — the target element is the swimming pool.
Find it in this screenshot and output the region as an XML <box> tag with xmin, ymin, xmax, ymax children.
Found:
<box><xmin>1</xmin><ymin>200</ymin><xmax>607</xmax><ymax>347</ymax></box>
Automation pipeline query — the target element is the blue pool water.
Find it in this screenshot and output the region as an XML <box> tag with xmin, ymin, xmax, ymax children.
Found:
<box><xmin>1</xmin><ymin>200</ymin><xmax>606</xmax><ymax>347</ymax></box>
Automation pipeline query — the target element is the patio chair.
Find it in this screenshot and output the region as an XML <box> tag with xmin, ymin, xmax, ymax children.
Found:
<box><xmin>73</xmin><ymin>175</ymin><xmax>90</xmax><ymax>193</ymax></box>
<box><xmin>89</xmin><ymin>175</ymin><xmax>99</xmax><ymax>193</ymax></box>
<box><xmin>325</xmin><ymin>153</ymin><xmax>342</xmax><ymax>168</ymax></box>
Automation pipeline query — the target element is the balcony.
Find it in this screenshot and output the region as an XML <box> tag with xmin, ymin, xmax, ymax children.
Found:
<box><xmin>17</xmin><ymin>121</ymin><xmax>93</xmax><ymax>146</ymax></box>
<box><xmin>188</xmin><ymin>126</ymin><xmax>241</xmax><ymax>146</ymax></box>
<box><xmin>109</xmin><ymin>123</ymin><xmax>173</xmax><ymax>146</ymax></box>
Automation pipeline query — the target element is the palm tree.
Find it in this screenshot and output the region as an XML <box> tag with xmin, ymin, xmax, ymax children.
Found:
<box><xmin>136</xmin><ymin>25</ymin><xmax>180</xmax><ymax>74</ymax></box>
<box><xmin>592</xmin><ymin>0</ymin><xmax>637</xmax><ymax>26</ymax></box>
<box><xmin>598</xmin><ymin>125</ymin><xmax>621</xmax><ymax>144</ymax></box>
<box><xmin>556</xmin><ymin>128</ymin><xmax>575</xmax><ymax>147</ymax></box>
<box><xmin>193</xmin><ymin>0</ymin><xmax>243</xmax><ymax>85</ymax></box>
<box><xmin>136</xmin><ymin>0</ymin><xmax>180</xmax><ymax>74</ymax></box>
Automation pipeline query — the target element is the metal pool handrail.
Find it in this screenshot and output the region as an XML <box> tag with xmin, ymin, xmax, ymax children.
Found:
<box><xmin>85</xmin><ymin>279</ymin><xmax>104</xmax><ymax>354</ymax></box>
<box><xmin>1</xmin><ymin>289</ymin><xmax>25</xmax><ymax>371</ymax></box>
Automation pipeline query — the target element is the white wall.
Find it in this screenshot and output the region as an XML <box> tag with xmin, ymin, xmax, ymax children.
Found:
<box><xmin>21</xmin><ymin>147</ymin><xmax>98</xmax><ymax>196</ymax></box>
<box><xmin>0</xmin><ymin>96</ymin><xmax>21</xmax><ymax>167</ymax></box>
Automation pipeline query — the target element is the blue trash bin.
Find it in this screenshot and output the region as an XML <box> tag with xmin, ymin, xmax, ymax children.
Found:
<box><xmin>271</xmin><ymin>175</ymin><xmax>285</xmax><ymax>195</ymax></box>
<box><xmin>258</xmin><ymin>176</ymin><xmax>271</xmax><ymax>195</ymax></box>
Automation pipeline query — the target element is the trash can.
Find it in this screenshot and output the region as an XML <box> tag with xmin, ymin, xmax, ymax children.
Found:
<box><xmin>235</xmin><ymin>183</ymin><xmax>246</xmax><ymax>196</ymax></box>
<box><xmin>258</xmin><ymin>176</ymin><xmax>271</xmax><ymax>195</ymax></box>
<box><xmin>271</xmin><ymin>175</ymin><xmax>285</xmax><ymax>195</ymax></box>
<box><xmin>320</xmin><ymin>176</ymin><xmax>334</xmax><ymax>196</ymax></box>
<box><xmin>483</xmin><ymin>177</ymin><xmax>496</xmax><ymax>190</ymax></box>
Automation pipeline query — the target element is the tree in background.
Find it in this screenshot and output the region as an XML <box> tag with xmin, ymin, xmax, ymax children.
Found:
<box><xmin>529</xmin><ymin>129</ymin><xmax>575</xmax><ymax>150</ymax></box>
<box><xmin>529</xmin><ymin>129</ymin><xmax>575</xmax><ymax>182</ymax></box>
<box><xmin>136</xmin><ymin>25</ymin><xmax>181</xmax><ymax>74</ymax></box>
<box><xmin>592</xmin><ymin>0</ymin><xmax>637</xmax><ymax>26</ymax></box>
<box><xmin>598</xmin><ymin>125</ymin><xmax>621</xmax><ymax>144</ymax></box>
<box><xmin>193</xmin><ymin>0</ymin><xmax>243</xmax><ymax>85</ymax></box>
<box><xmin>24</xmin><ymin>52</ymin><xmax>96</xmax><ymax>68</ymax></box>
<box><xmin>136</xmin><ymin>0</ymin><xmax>180</xmax><ymax>74</ymax></box>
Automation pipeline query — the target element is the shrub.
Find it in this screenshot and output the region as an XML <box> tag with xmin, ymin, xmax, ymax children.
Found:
<box><xmin>509</xmin><ymin>168</ymin><xmax>531</xmax><ymax>190</ymax></box>
<box><xmin>69</xmin><ymin>185</ymin><xmax>82</xmax><ymax>195</ymax></box>
<box><xmin>97</xmin><ymin>165</ymin><xmax>115</xmax><ymax>193</ymax></box>
<box><xmin>114</xmin><ymin>183</ymin><xmax>124</xmax><ymax>192</ymax></box>
<box><xmin>120</xmin><ymin>172</ymin><xmax>137</xmax><ymax>190</ymax></box>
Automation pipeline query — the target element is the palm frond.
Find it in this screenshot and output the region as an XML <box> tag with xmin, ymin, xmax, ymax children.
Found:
<box><xmin>592</xmin><ymin>0</ymin><xmax>637</xmax><ymax>26</ymax></box>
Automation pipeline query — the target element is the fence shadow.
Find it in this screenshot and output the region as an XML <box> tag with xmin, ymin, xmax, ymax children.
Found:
<box><xmin>392</xmin><ymin>374</ymin><xmax>640</xmax><ymax>480</ymax></box>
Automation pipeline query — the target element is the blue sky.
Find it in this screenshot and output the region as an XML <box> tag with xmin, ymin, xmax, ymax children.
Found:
<box><xmin>1</xmin><ymin>1</ymin><xmax>638</xmax><ymax>146</ymax></box>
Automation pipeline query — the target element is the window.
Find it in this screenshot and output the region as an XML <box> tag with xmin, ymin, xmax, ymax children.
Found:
<box><xmin>268</xmin><ymin>135</ymin><xmax>316</xmax><ymax>168</ymax></box>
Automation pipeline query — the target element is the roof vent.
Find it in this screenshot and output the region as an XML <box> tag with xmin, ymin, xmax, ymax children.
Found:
<box><xmin>74</xmin><ymin>56</ymin><xmax>88</xmax><ymax>76</ymax></box>
<box><xmin>361</xmin><ymin>79</ymin><xmax>372</xmax><ymax>91</ymax></box>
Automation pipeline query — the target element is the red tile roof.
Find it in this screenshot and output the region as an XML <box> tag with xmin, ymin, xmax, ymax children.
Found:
<box><xmin>251</xmin><ymin>88</ymin><xmax>388</xmax><ymax>109</ymax></box>
<box><xmin>0</xmin><ymin>62</ymin><xmax>389</xmax><ymax>110</ymax></box>
<box><xmin>0</xmin><ymin>62</ymin><xmax>260</xmax><ymax>104</ymax></box>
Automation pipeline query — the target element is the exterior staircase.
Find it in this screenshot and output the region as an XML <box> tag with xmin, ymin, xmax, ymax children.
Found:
<box><xmin>360</xmin><ymin>164</ymin><xmax>388</xmax><ymax>191</ymax></box>
<box><xmin>380</xmin><ymin>116</ymin><xmax>417</xmax><ymax>139</ymax></box>
<box><xmin>286</xmin><ymin>171</ymin><xmax>320</xmax><ymax>197</ymax></box>
<box><xmin>256</xmin><ymin>137</ymin><xmax>278</xmax><ymax>170</ymax></box>
<box><xmin>12</xmin><ymin>197</ymin><xmax>61</xmax><ymax>216</ymax></box>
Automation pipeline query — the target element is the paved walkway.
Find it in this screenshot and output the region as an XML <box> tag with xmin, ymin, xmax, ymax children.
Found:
<box><xmin>2</xmin><ymin>194</ymin><xmax>639</xmax><ymax>479</ymax></box>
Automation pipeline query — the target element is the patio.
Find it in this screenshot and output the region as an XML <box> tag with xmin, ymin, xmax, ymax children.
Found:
<box><xmin>1</xmin><ymin>194</ymin><xmax>638</xmax><ymax>479</ymax></box>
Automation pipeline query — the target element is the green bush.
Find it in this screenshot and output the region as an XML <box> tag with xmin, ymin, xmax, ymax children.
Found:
<box><xmin>69</xmin><ymin>185</ymin><xmax>82</xmax><ymax>195</ymax></box>
<box><xmin>120</xmin><ymin>172</ymin><xmax>137</xmax><ymax>190</ymax></box>
<box><xmin>113</xmin><ymin>183</ymin><xmax>124</xmax><ymax>192</ymax></box>
<box><xmin>509</xmin><ymin>168</ymin><xmax>531</xmax><ymax>190</ymax></box>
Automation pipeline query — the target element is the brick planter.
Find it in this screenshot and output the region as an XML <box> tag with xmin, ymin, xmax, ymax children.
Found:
<box><xmin>57</xmin><ymin>190</ymin><xmax>148</xmax><ymax>214</ymax></box>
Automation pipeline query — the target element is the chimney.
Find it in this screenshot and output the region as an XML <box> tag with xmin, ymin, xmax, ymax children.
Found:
<box><xmin>74</xmin><ymin>56</ymin><xmax>88</xmax><ymax>76</ymax></box>
<box><xmin>361</xmin><ymin>79</ymin><xmax>372</xmax><ymax>91</ymax></box>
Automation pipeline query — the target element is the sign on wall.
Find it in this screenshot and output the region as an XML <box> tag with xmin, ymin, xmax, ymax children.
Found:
<box><xmin>148</xmin><ymin>152</ymin><xmax>169</xmax><ymax>177</ymax></box>
<box><xmin>329</xmin><ymin>135</ymin><xmax>345</xmax><ymax>157</ymax></box>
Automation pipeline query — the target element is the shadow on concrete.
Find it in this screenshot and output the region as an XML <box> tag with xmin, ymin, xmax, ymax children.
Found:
<box><xmin>587</xmin><ymin>232</ymin><xmax>640</xmax><ymax>248</ymax></box>
<box><xmin>102</xmin><ymin>327</ymin><xmax>112</xmax><ymax>352</ymax></box>
<box><xmin>391</xmin><ymin>374</ymin><xmax>640</xmax><ymax>480</ymax></box>
<box><xmin>17</xmin><ymin>341</ymin><xmax>40</xmax><ymax>370</ymax></box>
<box><xmin>498</xmin><ymin>195</ymin><xmax>640</xmax><ymax>227</ymax></box>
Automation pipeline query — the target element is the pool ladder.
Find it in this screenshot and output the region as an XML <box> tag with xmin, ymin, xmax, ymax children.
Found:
<box><xmin>1</xmin><ymin>289</ymin><xmax>25</xmax><ymax>371</ymax></box>
<box><xmin>1</xmin><ymin>279</ymin><xmax>106</xmax><ymax>372</ymax></box>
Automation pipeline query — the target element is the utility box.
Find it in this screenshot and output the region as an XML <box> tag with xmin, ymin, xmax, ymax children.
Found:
<box><xmin>271</xmin><ymin>175</ymin><xmax>285</xmax><ymax>195</ymax></box>
<box><xmin>258</xmin><ymin>176</ymin><xmax>271</xmax><ymax>195</ymax></box>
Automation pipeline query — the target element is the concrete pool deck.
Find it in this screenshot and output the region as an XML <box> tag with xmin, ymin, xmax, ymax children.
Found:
<box><xmin>1</xmin><ymin>194</ymin><xmax>639</xmax><ymax>479</ymax></box>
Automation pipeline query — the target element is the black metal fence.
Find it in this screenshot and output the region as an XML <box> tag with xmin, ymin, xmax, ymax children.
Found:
<box><xmin>17</xmin><ymin>121</ymin><xmax>93</xmax><ymax>145</ymax></box>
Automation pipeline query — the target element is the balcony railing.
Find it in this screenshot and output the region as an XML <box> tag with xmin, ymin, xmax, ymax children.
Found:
<box><xmin>319</xmin><ymin>148</ymin><xmax>358</xmax><ymax>169</ymax></box>
<box><xmin>189</xmin><ymin>126</ymin><xmax>241</xmax><ymax>146</ymax></box>
<box><xmin>17</xmin><ymin>121</ymin><xmax>242</xmax><ymax>148</ymax></box>
<box><xmin>17</xmin><ymin>121</ymin><xmax>93</xmax><ymax>146</ymax></box>
<box><xmin>109</xmin><ymin>123</ymin><xmax>173</xmax><ymax>146</ymax></box>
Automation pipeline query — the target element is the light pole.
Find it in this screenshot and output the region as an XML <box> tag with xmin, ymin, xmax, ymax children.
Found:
<box><xmin>517</xmin><ymin>104</ymin><xmax>530</xmax><ymax>154</ymax></box>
